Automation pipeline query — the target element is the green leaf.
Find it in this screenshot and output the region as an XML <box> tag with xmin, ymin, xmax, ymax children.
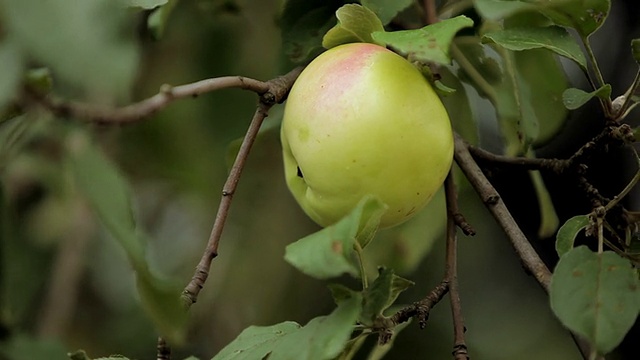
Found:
<box><xmin>328</xmin><ymin>283</ymin><xmax>358</xmax><ymax>305</ymax></box>
<box><xmin>211</xmin><ymin>322</ymin><xmax>301</xmax><ymax>360</ymax></box>
<box><xmin>474</xmin><ymin>0</ymin><xmax>538</xmax><ymax>20</ymax></box>
<box><xmin>66</xmin><ymin>132</ymin><xmax>187</xmax><ymax>343</ymax></box>
<box><xmin>135</xmin><ymin>267</ymin><xmax>189</xmax><ymax>344</ymax></box>
<box><xmin>0</xmin><ymin>335</ymin><xmax>69</xmax><ymax>360</ymax></box>
<box><xmin>454</xmin><ymin>38</ymin><xmax>568</xmax><ymax>154</ymax></box>
<box><xmin>550</xmin><ymin>246</ymin><xmax>640</xmax><ymax>354</ymax></box>
<box><xmin>433</xmin><ymin>80</ymin><xmax>456</xmax><ymax>95</ymax></box>
<box><xmin>371</xmin><ymin>16</ymin><xmax>474</xmax><ymax>65</ymax></box>
<box><xmin>284</xmin><ymin>195</ymin><xmax>386</xmax><ymax>279</ymax></box>
<box><xmin>335</xmin><ymin>334</ymin><xmax>368</xmax><ymax>360</ymax></box>
<box><xmin>280</xmin><ymin>0</ymin><xmax>346</xmax><ymax>63</ymax></box>
<box><xmin>631</xmin><ymin>39</ymin><xmax>640</xmax><ymax>64</ymax></box>
<box><xmin>516</xmin><ymin>49</ymin><xmax>568</xmax><ymax>147</ymax></box>
<box><xmin>0</xmin><ymin>39</ymin><xmax>24</xmax><ymax>110</ymax></box>
<box><xmin>475</xmin><ymin>0</ymin><xmax>611</xmax><ymax>39</ymax></box>
<box><xmin>354</xmin><ymin>195</ymin><xmax>387</xmax><ymax>248</ymax></box>
<box><xmin>147</xmin><ymin>0</ymin><xmax>180</xmax><ymax>39</ymax></box>
<box><xmin>361</xmin><ymin>0</ymin><xmax>413</xmax><ymax>25</ymax></box>
<box><xmin>128</xmin><ymin>0</ymin><xmax>168</xmax><ymax>9</ymax></box>
<box><xmin>438</xmin><ymin>67</ymin><xmax>478</xmax><ymax>146</ymax></box>
<box><xmin>508</xmin><ymin>49</ymin><xmax>568</xmax><ymax>153</ymax></box>
<box><xmin>269</xmin><ymin>294</ymin><xmax>362</xmax><ymax>360</ymax></box>
<box><xmin>562</xmin><ymin>85</ymin><xmax>612</xmax><ymax>110</ymax></box>
<box><xmin>23</xmin><ymin>68</ymin><xmax>53</xmax><ymax>97</ymax></box>
<box><xmin>360</xmin><ymin>268</ymin><xmax>413</xmax><ymax>326</ymax></box>
<box><xmin>483</xmin><ymin>26</ymin><xmax>587</xmax><ymax>70</ymax></box>
<box><xmin>366</xmin><ymin>321</ymin><xmax>410</xmax><ymax>360</ymax></box>
<box><xmin>1</xmin><ymin>0</ymin><xmax>139</xmax><ymax>99</ymax></box>
<box><xmin>365</xmin><ymin>187</ymin><xmax>446</xmax><ymax>275</ymax></box>
<box><xmin>538</xmin><ymin>0</ymin><xmax>610</xmax><ymax>39</ymax></box>
<box><xmin>555</xmin><ymin>215</ymin><xmax>590</xmax><ymax>258</ymax></box>
<box><xmin>322</xmin><ymin>4</ymin><xmax>385</xmax><ymax>49</ymax></box>
<box><xmin>529</xmin><ymin>168</ymin><xmax>559</xmax><ymax>238</ymax></box>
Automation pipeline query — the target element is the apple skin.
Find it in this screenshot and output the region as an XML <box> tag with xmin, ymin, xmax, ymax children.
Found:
<box><xmin>281</xmin><ymin>43</ymin><xmax>453</xmax><ymax>228</ymax></box>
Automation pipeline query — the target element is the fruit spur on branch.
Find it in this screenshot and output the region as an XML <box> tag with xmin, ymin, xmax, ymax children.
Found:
<box><xmin>281</xmin><ymin>42</ymin><xmax>454</xmax><ymax>229</ymax></box>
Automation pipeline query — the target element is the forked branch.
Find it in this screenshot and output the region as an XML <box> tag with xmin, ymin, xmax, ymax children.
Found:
<box><xmin>386</xmin><ymin>169</ymin><xmax>471</xmax><ymax>359</ymax></box>
<box><xmin>453</xmin><ymin>133</ymin><xmax>600</xmax><ymax>360</ymax></box>
<box><xmin>181</xmin><ymin>67</ymin><xmax>303</xmax><ymax>306</ymax></box>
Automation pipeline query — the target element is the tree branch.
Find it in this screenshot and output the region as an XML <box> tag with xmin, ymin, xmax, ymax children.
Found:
<box><xmin>422</xmin><ymin>0</ymin><xmax>438</xmax><ymax>25</ymax></box>
<box><xmin>453</xmin><ymin>133</ymin><xmax>600</xmax><ymax>360</ymax></box>
<box><xmin>467</xmin><ymin>124</ymin><xmax>635</xmax><ymax>174</ymax></box>
<box><xmin>181</xmin><ymin>66</ymin><xmax>303</xmax><ymax>306</ymax></box>
<box><xmin>468</xmin><ymin>145</ymin><xmax>567</xmax><ymax>172</ymax></box>
<box><xmin>444</xmin><ymin>171</ymin><xmax>469</xmax><ymax>360</ymax></box>
<box><xmin>385</xmin><ymin>168</ymin><xmax>475</xmax><ymax>359</ymax></box>
<box><xmin>454</xmin><ymin>133</ymin><xmax>552</xmax><ymax>290</ymax></box>
<box><xmin>388</xmin><ymin>280</ymin><xmax>449</xmax><ymax>329</ymax></box>
<box><xmin>29</xmin><ymin>75</ymin><xmax>276</xmax><ymax>124</ymax></box>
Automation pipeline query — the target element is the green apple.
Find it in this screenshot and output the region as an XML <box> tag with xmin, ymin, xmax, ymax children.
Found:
<box><xmin>281</xmin><ymin>43</ymin><xmax>453</xmax><ymax>228</ymax></box>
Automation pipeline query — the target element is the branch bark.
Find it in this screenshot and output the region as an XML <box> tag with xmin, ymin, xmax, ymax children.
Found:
<box><xmin>454</xmin><ymin>133</ymin><xmax>552</xmax><ymax>291</ymax></box>
<box><xmin>453</xmin><ymin>133</ymin><xmax>600</xmax><ymax>360</ymax></box>
<box><xmin>30</xmin><ymin>76</ymin><xmax>271</xmax><ymax>124</ymax></box>
<box><xmin>445</xmin><ymin>172</ymin><xmax>469</xmax><ymax>360</ymax></box>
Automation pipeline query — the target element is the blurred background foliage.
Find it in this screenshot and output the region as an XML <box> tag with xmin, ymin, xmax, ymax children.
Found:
<box><xmin>0</xmin><ymin>0</ymin><xmax>638</xmax><ymax>359</ymax></box>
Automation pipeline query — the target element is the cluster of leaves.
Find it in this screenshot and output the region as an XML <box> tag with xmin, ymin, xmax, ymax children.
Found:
<box><xmin>1</xmin><ymin>0</ymin><xmax>640</xmax><ymax>359</ymax></box>
<box><xmin>213</xmin><ymin>197</ymin><xmax>413</xmax><ymax>360</ymax></box>
<box><xmin>279</xmin><ymin>0</ymin><xmax>640</xmax><ymax>358</ymax></box>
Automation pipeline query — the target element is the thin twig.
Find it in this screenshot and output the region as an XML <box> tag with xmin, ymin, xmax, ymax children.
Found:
<box><xmin>444</xmin><ymin>171</ymin><xmax>469</xmax><ymax>360</ymax></box>
<box><xmin>454</xmin><ymin>134</ymin><xmax>552</xmax><ymax>290</ymax></box>
<box><xmin>445</xmin><ymin>170</ymin><xmax>475</xmax><ymax>236</ymax></box>
<box><xmin>453</xmin><ymin>133</ymin><xmax>599</xmax><ymax>360</ymax></box>
<box><xmin>181</xmin><ymin>67</ymin><xmax>303</xmax><ymax>306</ymax></box>
<box><xmin>423</xmin><ymin>0</ymin><xmax>438</xmax><ymax>25</ymax></box>
<box><xmin>468</xmin><ymin>124</ymin><xmax>635</xmax><ymax>174</ymax></box>
<box><xmin>615</xmin><ymin>69</ymin><xmax>640</xmax><ymax>120</ymax></box>
<box><xmin>167</xmin><ymin>67</ymin><xmax>302</xmax><ymax>360</ymax></box>
<box><xmin>604</xmin><ymin>148</ymin><xmax>640</xmax><ymax>212</ymax></box>
<box><xmin>30</xmin><ymin>76</ymin><xmax>271</xmax><ymax>124</ymax></box>
<box><xmin>384</xmin><ymin>168</ymin><xmax>474</xmax><ymax>351</ymax></box>
<box><xmin>388</xmin><ymin>280</ymin><xmax>449</xmax><ymax>328</ymax></box>
<box><xmin>181</xmin><ymin>103</ymin><xmax>269</xmax><ymax>305</ymax></box>
<box><xmin>469</xmin><ymin>145</ymin><xmax>567</xmax><ymax>172</ymax></box>
<box><xmin>157</xmin><ymin>337</ymin><xmax>171</xmax><ymax>360</ymax></box>
<box><xmin>582</xmin><ymin>38</ymin><xmax>611</xmax><ymax>116</ymax></box>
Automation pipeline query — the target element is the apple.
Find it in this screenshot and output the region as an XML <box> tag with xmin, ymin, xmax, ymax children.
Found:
<box><xmin>281</xmin><ymin>43</ymin><xmax>453</xmax><ymax>228</ymax></box>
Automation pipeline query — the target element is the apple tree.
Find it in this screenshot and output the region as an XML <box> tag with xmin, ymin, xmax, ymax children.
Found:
<box><xmin>0</xmin><ymin>0</ymin><xmax>639</xmax><ymax>360</ymax></box>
